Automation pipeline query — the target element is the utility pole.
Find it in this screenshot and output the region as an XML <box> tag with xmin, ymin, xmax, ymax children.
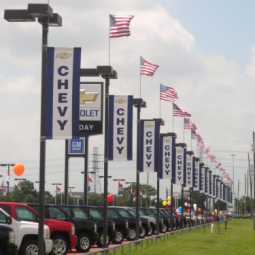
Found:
<box><xmin>237</xmin><ymin>179</ymin><xmax>240</xmax><ymax>214</ymax></box>
<box><xmin>248</xmin><ymin>153</ymin><xmax>253</xmax><ymax>218</ymax></box>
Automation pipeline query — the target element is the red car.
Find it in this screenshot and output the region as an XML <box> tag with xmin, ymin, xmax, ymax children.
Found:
<box><xmin>0</xmin><ymin>202</ymin><xmax>77</xmax><ymax>255</ymax></box>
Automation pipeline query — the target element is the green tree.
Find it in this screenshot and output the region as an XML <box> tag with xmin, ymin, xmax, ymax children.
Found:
<box><xmin>24</xmin><ymin>194</ymin><xmax>36</xmax><ymax>203</ymax></box>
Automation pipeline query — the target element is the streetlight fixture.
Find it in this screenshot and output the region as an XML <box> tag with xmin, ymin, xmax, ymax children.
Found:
<box><xmin>52</xmin><ymin>183</ymin><xmax>62</xmax><ymax>205</ymax></box>
<box><xmin>113</xmin><ymin>179</ymin><xmax>125</xmax><ymax>206</ymax></box>
<box><xmin>4</xmin><ymin>3</ymin><xmax>62</xmax><ymax>255</ymax></box>
<box><xmin>14</xmin><ymin>178</ymin><xmax>26</xmax><ymax>202</ymax></box>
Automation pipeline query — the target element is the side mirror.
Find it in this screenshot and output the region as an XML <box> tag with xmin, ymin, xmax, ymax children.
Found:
<box><xmin>36</xmin><ymin>215</ymin><xmax>39</xmax><ymax>221</ymax></box>
<box><xmin>6</xmin><ymin>216</ymin><xmax>12</xmax><ymax>224</ymax></box>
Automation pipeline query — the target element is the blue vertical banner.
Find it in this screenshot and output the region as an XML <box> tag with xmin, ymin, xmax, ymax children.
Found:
<box><xmin>45</xmin><ymin>47</ymin><xmax>81</xmax><ymax>139</ymax></box>
<box><xmin>159</xmin><ymin>135</ymin><xmax>175</xmax><ymax>179</ymax></box>
<box><xmin>205</xmin><ymin>168</ymin><xmax>209</xmax><ymax>196</ymax></box>
<box><xmin>216</xmin><ymin>177</ymin><xmax>220</xmax><ymax>199</ymax></box>
<box><xmin>193</xmin><ymin>159</ymin><xmax>200</xmax><ymax>191</ymax></box>
<box><xmin>200</xmin><ymin>167</ymin><xmax>205</xmax><ymax>194</ymax></box>
<box><xmin>209</xmin><ymin>170</ymin><xmax>212</xmax><ymax>197</ymax></box>
<box><xmin>185</xmin><ymin>154</ymin><xmax>195</xmax><ymax>188</ymax></box>
<box><xmin>213</xmin><ymin>175</ymin><xmax>217</xmax><ymax>198</ymax></box>
<box><xmin>108</xmin><ymin>95</ymin><xmax>133</xmax><ymax>161</ymax></box>
<box><xmin>139</xmin><ymin>120</ymin><xmax>160</xmax><ymax>172</ymax></box>
<box><xmin>174</xmin><ymin>146</ymin><xmax>187</xmax><ymax>185</ymax></box>
<box><xmin>220</xmin><ymin>180</ymin><xmax>223</xmax><ymax>200</ymax></box>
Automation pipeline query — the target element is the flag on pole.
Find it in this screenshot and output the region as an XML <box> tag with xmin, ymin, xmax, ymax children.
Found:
<box><xmin>173</xmin><ymin>103</ymin><xmax>191</xmax><ymax>117</ymax></box>
<box><xmin>197</xmin><ymin>140</ymin><xmax>204</xmax><ymax>148</ymax></box>
<box><xmin>57</xmin><ymin>186</ymin><xmax>61</xmax><ymax>197</ymax></box>
<box><xmin>6</xmin><ymin>168</ymin><xmax>10</xmax><ymax>187</ymax></box>
<box><xmin>184</xmin><ymin>118</ymin><xmax>197</xmax><ymax>130</ymax></box>
<box><xmin>140</xmin><ymin>56</ymin><xmax>159</xmax><ymax>76</ymax></box>
<box><xmin>109</xmin><ymin>15</ymin><xmax>134</xmax><ymax>38</ymax></box>
<box><xmin>3</xmin><ymin>189</ymin><xmax>6</xmax><ymax>196</ymax></box>
<box><xmin>191</xmin><ymin>130</ymin><xmax>200</xmax><ymax>140</ymax></box>
<box><xmin>203</xmin><ymin>146</ymin><xmax>211</xmax><ymax>154</ymax></box>
<box><xmin>18</xmin><ymin>182</ymin><xmax>21</xmax><ymax>191</ymax></box>
<box><xmin>140</xmin><ymin>188</ymin><xmax>143</xmax><ymax>199</ymax></box>
<box><xmin>133</xmin><ymin>195</ymin><xmax>136</xmax><ymax>202</ymax></box>
<box><xmin>0</xmin><ymin>180</ymin><xmax>3</xmax><ymax>190</ymax></box>
<box><xmin>119</xmin><ymin>183</ymin><xmax>123</xmax><ymax>195</ymax></box>
<box><xmin>69</xmin><ymin>189</ymin><xmax>72</xmax><ymax>198</ymax></box>
<box><xmin>88</xmin><ymin>177</ymin><xmax>93</xmax><ymax>183</ymax></box>
<box><xmin>160</xmin><ymin>84</ymin><xmax>178</xmax><ymax>102</ymax></box>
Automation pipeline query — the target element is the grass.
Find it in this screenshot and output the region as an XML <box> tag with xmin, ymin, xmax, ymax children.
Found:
<box><xmin>109</xmin><ymin>220</ymin><xmax>255</xmax><ymax>255</ymax></box>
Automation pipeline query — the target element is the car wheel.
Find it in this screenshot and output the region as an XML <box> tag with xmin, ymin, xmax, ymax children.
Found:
<box><xmin>50</xmin><ymin>235</ymin><xmax>68</xmax><ymax>255</ymax></box>
<box><xmin>76</xmin><ymin>233</ymin><xmax>91</xmax><ymax>253</ymax></box>
<box><xmin>97</xmin><ymin>231</ymin><xmax>109</xmax><ymax>248</ymax></box>
<box><xmin>146</xmin><ymin>225</ymin><xmax>152</xmax><ymax>236</ymax></box>
<box><xmin>20</xmin><ymin>239</ymin><xmax>38</xmax><ymax>255</ymax></box>
<box><xmin>127</xmin><ymin>227</ymin><xmax>136</xmax><ymax>241</ymax></box>
<box><xmin>113</xmin><ymin>229</ymin><xmax>124</xmax><ymax>244</ymax></box>
<box><xmin>139</xmin><ymin>227</ymin><xmax>145</xmax><ymax>238</ymax></box>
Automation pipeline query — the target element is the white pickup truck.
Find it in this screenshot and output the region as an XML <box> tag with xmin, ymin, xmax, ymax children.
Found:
<box><xmin>0</xmin><ymin>208</ymin><xmax>52</xmax><ymax>254</ymax></box>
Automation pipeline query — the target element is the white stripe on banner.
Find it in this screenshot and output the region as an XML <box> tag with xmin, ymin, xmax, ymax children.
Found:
<box><xmin>162</xmin><ymin>136</ymin><xmax>173</xmax><ymax>179</ymax></box>
<box><xmin>143</xmin><ymin>121</ymin><xmax>156</xmax><ymax>172</ymax></box>
<box><xmin>200</xmin><ymin>167</ymin><xmax>205</xmax><ymax>194</ymax></box>
<box><xmin>176</xmin><ymin>147</ymin><xmax>184</xmax><ymax>185</ymax></box>
<box><xmin>185</xmin><ymin>155</ymin><xmax>193</xmax><ymax>188</ymax></box>
<box><xmin>108</xmin><ymin>95</ymin><xmax>133</xmax><ymax>161</ymax></box>
<box><xmin>193</xmin><ymin>161</ymin><xmax>200</xmax><ymax>191</ymax></box>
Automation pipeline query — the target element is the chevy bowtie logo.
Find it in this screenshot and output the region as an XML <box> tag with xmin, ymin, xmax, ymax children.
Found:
<box><xmin>115</xmin><ymin>99</ymin><xmax>126</xmax><ymax>104</ymax></box>
<box><xmin>145</xmin><ymin>124</ymin><xmax>153</xmax><ymax>128</ymax></box>
<box><xmin>164</xmin><ymin>139</ymin><xmax>170</xmax><ymax>142</ymax></box>
<box><xmin>80</xmin><ymin>90</ymin><xmax>99</xmax><ymax>105</ymax></box>
<box><xmin>56</xmin><ymin>53</ymin><xmax>72</xmax><ymax>59</ymax></box>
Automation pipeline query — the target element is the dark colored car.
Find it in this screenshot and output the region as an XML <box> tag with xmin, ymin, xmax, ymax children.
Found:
<box><xmin>159</xmin><ymin>209</ymin><xmax>180</xmax><ymax>230</ymax></box>
<box><xmin>64</xmin><ymin>205</ymin><xmax>117</xmax><ymax>245</ymax></box>
<box><xmin>140</xmin><ymin>207</ymin><xmax>171</xmax><ymax>232</ymax></box>
<box><xmin>0</xmin><ymin>216</ymin><xmax>18</xmax><ymax>255</ymax></box>
<box><xmin>95</xmin><ymin>206</ymin><xmax>144</xmax><ymax>241</ymax></box>
<box><xmin>27</xmin><ymin>203</ymin><xmax>98</xmax><ymax>253</ymax></box>
<box><xmin>79</xmin><ymin>206</ymin><xmax>129</xmax><ymax>244</ymax></box>
<box><xmin>138</xmin><ymin>208</ymin><xmax>167</xmax><ymax>233</ymax></box>
<box><xmin>110</xmin><ymin>207</ymin><xmax>152</xmax><ymax>236</ymax></box>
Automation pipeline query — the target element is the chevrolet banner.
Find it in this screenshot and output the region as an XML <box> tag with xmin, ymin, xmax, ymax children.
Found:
<box><xmin>139</xmin><ymin>120</ymin><xmax>160</xmax><ymax>172</ymax></box>
<box><xmin>108</xmin><ymin>95</ymin><xmax>133</xmax><ymax>161</ymax></box>
<box><xmin>159</xmin><ymin>135</ymin><xmax>175</xmax><ymax>179</ymax></box>
<box><xmin>45</xmin><ymin>47</ymin><xmax>81</xmax><ymax>139</ymax></box>
<box><xmin>200</xmin><ymin>167</ymin><xmax>206</xmax><ymax>194</ymax></box>
<box><xmin>174</xmin><ymin>147</ymin><xmax>186</xmax><ymax>185</ymax></box>
<box><xmin>185</xmin><ymin>154</ymin><xmax>195</xmax><ymax>188</ymax></box>
<box><xmin>193</xmin><ymin>160</ymin><xmax>201</xmax><ymax>192</ymax></box>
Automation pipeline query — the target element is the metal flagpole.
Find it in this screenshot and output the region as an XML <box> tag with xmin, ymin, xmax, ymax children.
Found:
<box><xmin>109</xmin><ymin>15</ymin><xmax>110</xmax><ymax>65</ymax></box>
<box><xmin>140</xmin><ymin>57</ymin><xmax>141</xmax><ymax>98</ymax></box>
<box><xmin>172</xmin><ymin>103</ymin><xmax>174</xmax><ymax>132</ymax></box>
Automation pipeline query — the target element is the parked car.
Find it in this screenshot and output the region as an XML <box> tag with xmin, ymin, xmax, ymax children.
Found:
<box><xmin>159</xmin><ymin>209</ymin><xmax>180</xmax><ymax>230</ymax></box>
<box><xmin>139</xmin><ymin>208</ymin><xmax>167</xmax><ymax>233</ymax></box>
<box><xmin>140</xmin><ymin>207</ymin><xmax>171</xmax><ymax>231</ymax></box>
<box><xmin>0</xmin><ymin>207</ymin><xmax>52</xmax><ymax>255</ymax></box>
<box><xmin>0</xmin><ymin>202</ymin><xmax>77</xmax><ymax>255</ymax></box>
<box><xmin>26</xmin><ymin>203</ymin><xmax>99</xmax><ymax>253</ymax></box>
<box><xmin>79</xmin><ymin>206</ymin><xmax>128</xmax><ymax>244</ymax></box>
<box><xmin>110</xmin><ymin>207</ymin><xmax>152</xmax><ymax>236</ymax></box>
<box><xmin>95</xmin><ymin>206</ymin><xmax>144</xmax><ymax>241</ymax></box>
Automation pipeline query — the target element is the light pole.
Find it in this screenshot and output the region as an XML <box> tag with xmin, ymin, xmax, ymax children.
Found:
<box><xmin>4</xmin><ymin>4</ymin><xmax>62</xmax><ymax>255</ymax></box>
<box><xmin>0</xmin><ymin>164</ymin><xmax>15</xmax><ymax>200</ymax></box>
<box><xmin>231</xmin><ymin>154</ymin><xmax>236</xmax><ymax>213</ymax></box>
<box><xmin>113</xmin><ymin>179</ymin><xmax>125</xmax><ymax>206</ymax></box>
<box><xmin>14</xmin><ymin>178</ymin><xmax>26</xmax><ymax>202</ymax></box>
<box><xmin>52</xmin><ymin>183</ymin><xmax>62</xmax><ymax>204</ymax></box>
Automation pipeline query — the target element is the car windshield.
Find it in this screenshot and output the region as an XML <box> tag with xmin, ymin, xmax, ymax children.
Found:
<box><xmin>115</xmin><ymin>208</ymin><xmax>131</xmax><ymax>217</ymax></box>
<box><xmin>0</xmin><ymin>211</ymin><xmax>7</xmax><ymax>223</ymax></box>
<box><xmin>160</xmin><ymin>210</ymin><xmax>168</xmax><ymax>215</ymax></box>
<box><xmin>126</xmin><ymin>209</ymin><xmax>136</xmax><ymax>217</ymax></box>
<box><xmin>89</xmin><ymin>208</ymin><xmax>103</xmax><ymax>219</ymax></box>
<box><xmin>48</xmin><ymin>207</ymin><xmax>67</xmax><ymax>220</ymax></box>
<box><xmin>143</xmin><ymin>209</ymin><xmax>155</xmax><ymax>216</ymax></box>
<box><xmin>73</xmin><ymin>208</ymin><xmax>89</xmax><ymax>219</ymax></box>
<box><xmin>15</xmin><ymin>206</ymin><xmax>37</xmax><ymax>221</ymax></box>
<box><xmin>139</xmin><ymin>210</ymin><xmax>146</xmax><ymax>216</ymax></box>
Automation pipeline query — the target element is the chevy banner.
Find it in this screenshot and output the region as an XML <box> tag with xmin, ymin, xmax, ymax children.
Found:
<box><xmin>139</xmin><ymin>120</ymin><xmax>160</xmax><ymax>172</ymax></box>
<box><xmin>45</xmin><ymin>47</ymin><xmax>81</xmax><ymax>139</ymax></box>
<box><xmin>174</xmin><ymin>147</ymin><xmax>186</xmax><ymax>185</ymax></box>
<box><xmin>108</xmin><ymin>95</ymin><xmax>133</xmax><ymax>161</ymax></box>
<box><xmin>159</xmin><ymin>135</ymin><xmax>175</xmax><ymax>179</ymax></box>
<box><xmin>185</xmin><ymin>154</ymin><xmax>195</xmax><ymax>188</ymax></box>
<box><xmin>193</xmin><ymin>160</ymin><xmax>201</xmax><ymax>192</ymax></box>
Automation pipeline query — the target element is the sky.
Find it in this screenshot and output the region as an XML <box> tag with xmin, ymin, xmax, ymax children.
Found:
<box><xmin>1</xmin><ymin>0</ymin><xmax>255</xmax><ymax>201</ymax></box>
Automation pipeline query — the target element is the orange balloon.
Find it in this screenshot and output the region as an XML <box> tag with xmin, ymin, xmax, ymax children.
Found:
<box><xmin>198</xmin><ymin>208</ymin><xmax>201</xmax><ymax>212</ymax></box>
<box><xmin>13</xmin><ymin>163</ymin><xmax>25</xmax><ymax>176</ymax></box>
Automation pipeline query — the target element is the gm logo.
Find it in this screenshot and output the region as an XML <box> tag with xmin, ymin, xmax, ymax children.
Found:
<box><xmin>69</xmin><ymin>139</ymin><xmax>85</xmax><ymax>154</ymax></box>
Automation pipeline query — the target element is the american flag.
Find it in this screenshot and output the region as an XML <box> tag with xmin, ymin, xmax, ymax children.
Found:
<box><xmin>218</xmin><ymin>163</ymin><xmax>223</xmax><ymax>169</ymax></box>
<box><xmin>109</xmin><ymin>15</ymin><xmax>134</xmax><ymax>38</ymax></box>
<box><xmin>203</xmin><ymin>146</ymin><xmax>211</xmax><ymax>154</ymax></box>
<box><xmin>197</xmin><ymin>140</ymin><xmax>204</xmax><ymax>148</ymax></box>
<box><xmin>69</xmin><ymin>189</ymin><xmax>72</xmax><ymax>198</ymax></box>
<box><xmin>173</xmin><ymin>103</ymin><xmax>191</xmax><ymax>117</ymax></box>
<box><xmin>119</xmin><ymin>183</ymin><xmax>123</xmax><ymax>195</ymax></box>
<box><xmin>184</xmin><ymin>118</ymin><xmax>197</xmax><ymax>130</ymax></box>
<box><xmin>133</xmin><ymin>195</ymin><xmax>136</xmax><ymax>202</ymax></box>
<box><xmin>140</xmin><ymin>56</ymin><xmax>159</xmax><ymax>76</ymax></box>
<box><xmin>140</xmin><ymin>188</ymin><xmax>143</xmax><ymax>198</ymax></box>
<box><xmin>6</xmin><ymin>168</ymin><xmax>10</xmax><ymax>187</ymax></box>
<box><xmin>160</xmin><ymin>84</ymin><xmax>178</xmax><ymax>102</ymax></box>
<box><xmin>191</xmin><ymin>130</ymin><xmax>200</xmax><ymax>140</ymax></box>
<box><xmin>18</xmin><ymin>182</ymin><xmax>21</xmax><ymax>191</ymax></box>
<box><xmin>88</xmin><ymin>177</ymin><xmax>93</xmax><ymax>183</ymax></box>
<box><xmin>57</xmin><ymin>186</ymin><xmax>61</xmax><ymax>197</ymax></box>
<box><xmin>3</xmin><ymin>189</ymin><xmax>6</xmax><ymax>196</ymax></box>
